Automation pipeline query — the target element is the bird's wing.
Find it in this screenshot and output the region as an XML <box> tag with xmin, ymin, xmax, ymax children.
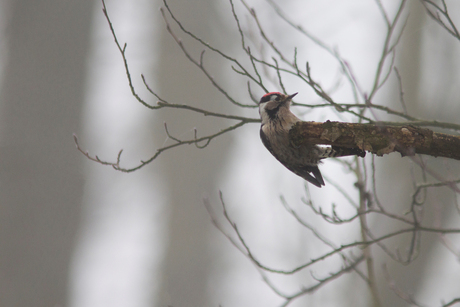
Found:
<box><xmin>260</xmin><ymin>127</ymin><xmax>325</xmax><ymax>187</ymax></box>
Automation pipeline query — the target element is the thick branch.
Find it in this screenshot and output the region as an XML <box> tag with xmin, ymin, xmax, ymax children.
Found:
<box><xmin>290</xmin><ymin>121</ymin><xmax>460</xmax><ymax>160</ymax></box>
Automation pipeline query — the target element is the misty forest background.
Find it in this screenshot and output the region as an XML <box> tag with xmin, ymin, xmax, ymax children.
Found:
<box><xmin>0</xmin><ymin>0</ymin><xmax>459</xmax><ymax>306</ymax></box>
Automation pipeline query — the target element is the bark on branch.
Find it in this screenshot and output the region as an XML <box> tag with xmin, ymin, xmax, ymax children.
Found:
<box><xmin>289</xmin><ymin>121</ymin><xmax>460</xmax><ymax>160</ymax></box>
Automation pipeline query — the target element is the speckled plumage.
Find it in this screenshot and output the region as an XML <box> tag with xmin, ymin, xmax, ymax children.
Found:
<box><xmin>258</xmin><ymin>92</ymin><xmax>365</xmax><ymax>188</ymax></box>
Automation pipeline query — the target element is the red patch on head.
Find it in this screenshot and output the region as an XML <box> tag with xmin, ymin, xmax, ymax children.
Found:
<box><xmin>262</xmin><ymin>92</ymin><xmax>283</xmax><ymax>98</ymax></box>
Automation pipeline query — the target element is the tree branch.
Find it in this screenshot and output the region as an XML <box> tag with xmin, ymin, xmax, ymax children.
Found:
<box><xmin>290</xmin><ymin>121</ymin><xmax>460</xmax><ymax>160</ymax></box>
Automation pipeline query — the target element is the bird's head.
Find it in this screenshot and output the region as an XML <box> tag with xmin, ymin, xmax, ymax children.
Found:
<box><xmin>258</xmin><ymin>92</ymin><xmax>298</xmax><ymax>124</ymax></box>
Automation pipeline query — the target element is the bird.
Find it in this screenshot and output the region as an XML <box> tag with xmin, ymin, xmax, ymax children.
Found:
<box><xmin>258</xmin><ymin>92</ymin><xmax>365</xmax><ymax>187</ymax></box>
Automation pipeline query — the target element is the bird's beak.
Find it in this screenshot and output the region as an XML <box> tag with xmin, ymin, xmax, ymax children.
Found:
<box><xmin>288</xmin><ymin>92</ymin><xmax>298</xmax><ymax>100</ymax></box>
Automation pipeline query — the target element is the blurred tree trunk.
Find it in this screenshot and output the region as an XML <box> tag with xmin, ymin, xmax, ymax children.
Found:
<box><xmin>374</xmin><ymin>3</ymin><xmax>425</xmax><ymax>305</ymax></box>
<box><xmin>153</xmin><ymin>0</ymin><xmax>233</xmax><ymax>306</ymax></box>
<box><xmin>0</xmin><ymin>0</ymin><xmax>93</xmax><ymax>306</ymax></box>
<box><xmin>375</xmin><ymin>2</ymin><xmax>457</xmax><ymax>306</ymax></box>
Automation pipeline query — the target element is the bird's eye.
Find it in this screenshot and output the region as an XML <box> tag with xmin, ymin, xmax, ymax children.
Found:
<box><xmin>260</xmin><ymin>92</ymin><xmax>283</xmax><ymax>104</ymax></box>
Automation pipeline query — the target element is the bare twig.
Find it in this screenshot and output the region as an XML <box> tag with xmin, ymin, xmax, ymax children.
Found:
<box><xmin>368</xmin><ymin>0</ymin><xmax>408</xmax><ymax>101</ymax></box>
<box><xmin>383</xmin><ymin>264</ymin><xmax>425</xmax><ymax>307</ymax></box>
<box><xmin>277</xmin><ymin>256</ymin><xmax>365</xmax><ymax>307</ymax></box>
<box><xmin>443</xmin><ymin>298</ymin><xmax>460</xmax><ymax>307</ymax></box>
<box><xmin>74</xmin><ymin>120</ymin><xmax>246</xmax><ymax>172</ymax></box>
<box><xmin>421</xmin><ymin>0</ymin><xmax>460</xmax><ymax>41</ymax></box>
<box><xmin>356</xmin><ymin>159</ymin><xmax>381</xmax><ymax>307</ymax></box>
<box><xmin>162</xmin><ymin>0</ymin><xmax>269</xmax><ymax>102</ymax></box>
<box><xmin>102</xmin><ymin>0</ymin><xmax>155</xmax><ymax>109</ymax></box>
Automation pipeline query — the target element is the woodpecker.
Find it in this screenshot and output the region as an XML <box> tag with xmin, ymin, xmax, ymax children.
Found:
<box><xmin>258</xmin><ymin>92</ymin><xmax>365</xmax><ymax>188</ymax></box>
